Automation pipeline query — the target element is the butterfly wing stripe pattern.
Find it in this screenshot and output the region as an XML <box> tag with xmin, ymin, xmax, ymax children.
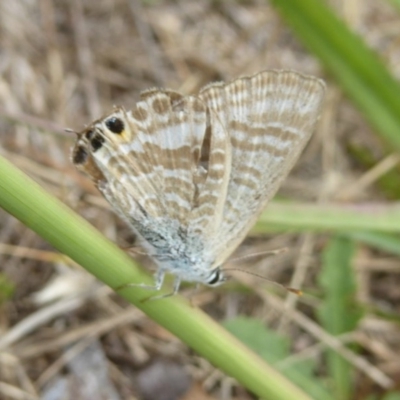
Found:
<box><xmin>199</xmin><ymin>71</ymin><xmax>325</xmax><ymax>266</ymax></box>
<box><xmin>72</xmin><ymin>70</ymin><xmax>325</xmax><ymax>291</ymax></box>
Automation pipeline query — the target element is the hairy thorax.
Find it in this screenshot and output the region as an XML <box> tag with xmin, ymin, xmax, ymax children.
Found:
<box><xmin>133</xmin><ymin>216</ymin><xmax>215</xmax><ymax>283</ymax></box>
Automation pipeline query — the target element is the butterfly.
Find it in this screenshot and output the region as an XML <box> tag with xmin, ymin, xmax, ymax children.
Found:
<box><xmin>72</xmin><ymin>70</ymin><xmax>325</xmax><ymax>296</ymax></box>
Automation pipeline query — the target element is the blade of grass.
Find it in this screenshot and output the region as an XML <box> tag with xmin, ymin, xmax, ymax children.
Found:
<box><xmin>0</xmin><ymin>155</ymin><xmax>314</xmax><ymax>400</ymax></box>
<box><xmin>346</xmin><ymin>231</ymin><xmax>400</xmax><ymax>257</ymax></box>
<box><xmin>347</xmin><ymin>143</ymin><xmax>400</xmax><ymax>199</ymax></box>
<box><xmin>271</xmin><ymin>0</ymin><xmax>400</xmax><ymax>150</ymax></box>
<box><xmin>255</xmin><ymin>202</ymin><xmax>400</xmax><ymax>233</ymax></box>
<box><xmin>318</xmin><ymin>237</ymin><xmax>363</xmax><ymax>400</ymax></box>
<box><xmin>388</xmin><ymin>0</ymin><xmax>400</xmax><ymax>13</ymax></box>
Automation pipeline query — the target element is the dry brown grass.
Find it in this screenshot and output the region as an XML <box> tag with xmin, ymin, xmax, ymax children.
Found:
<box><xmin>1</xmin><ymin>1</ymin><xmax>400</xmax><ymax>399</ymax></box>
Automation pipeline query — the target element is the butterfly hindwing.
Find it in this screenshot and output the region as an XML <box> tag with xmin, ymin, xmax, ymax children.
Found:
<box><xmin>199</xmin><ymin>71</ymin><xmax>325</xmax><ymax>266</ymax></box>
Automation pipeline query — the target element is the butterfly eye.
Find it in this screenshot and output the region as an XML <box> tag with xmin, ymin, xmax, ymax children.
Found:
<box><xmin>105</xmin><ymin>117</ymin><xmax>124</xmax><ymax>134</ymax></box>
<box><xmin>85</xmin><ymin>129</ymin><xmax>95</xmax><ymax>140</ymax></box>
<box><xmin>206</xmin><ymin>268</ymin><xmax>223</xmax><ymax>286</ymax></box>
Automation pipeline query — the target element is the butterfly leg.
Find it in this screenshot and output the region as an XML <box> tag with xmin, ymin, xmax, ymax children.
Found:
<box><xmin>141</xmin><ymin>276</ymin><xmax>182</xmax><ymax>302</ymax></box>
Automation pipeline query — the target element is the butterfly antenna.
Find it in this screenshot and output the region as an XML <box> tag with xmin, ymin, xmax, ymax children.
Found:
<box><xmin>126</xmin><ymin>246</ymin><xmax>148</xmax><ymax>256</ymax></box>
<box><xmin>118</xmin><ymin>244</ymin><xmax>150</xmax><ymax>258</ymax></box>
<box><xmin>65</xmin><ymin>128</ymin><xmax>79</xmax><ymax>136</ymax></box>
<box><xmin>230</xmin><ymin>247</ymin><xmax>288</xmax><ymax>263</ymax></box>
<box><xmin>221</xmin><ymin>267</ymin><xmax>302</xmax><ymax>296</ymax></box>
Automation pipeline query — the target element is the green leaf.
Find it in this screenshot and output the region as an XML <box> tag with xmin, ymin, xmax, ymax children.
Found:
<box><xmin>318</xmin><ymin>237</ymin><xmax>363</xmax><ymax>400</ymax></box>
<box><xmin>345</xmin><ymin>231</ymin><xmax>400</xmax><ymax>257</ymax></box>
<box><xmin>368</xmin><ymin>392</ymin><xmax>400</xmax><ymax>400</ymax></box>
<box><xmin>0</xmin><ymin>273</ymin><xmax>15</xmax><ymax>304</ymax></box>
<box><xmin>382</xmin><ymin>392</ymin><xmax>400</xmax><ymax>400</ymax></box>
<box><xmin>224</xmin><ymin>317</ymin><xmax>334</xmax><ymax>400</ymax></box>
<box><xmin>388</xmin><ymin>0</ymin><xmax>400</xmax><ymax>13</ymax></box>
<box><xmin>224</xmin><ymin>317</ymin><xmax>291</xmax><ymax>363</ymax></box>
<box><xmin>271</xmin><ymin>0</ymin><xmax>400</xmax><ymax>151</ymax></box>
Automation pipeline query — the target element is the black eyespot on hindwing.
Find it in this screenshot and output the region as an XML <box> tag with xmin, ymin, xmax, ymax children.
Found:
<box><xmin>90</xmin><ymin>134</ymin><xmax>105</xmax><ymax>151</ymax></box>
<box><xmin>73</xmin><ymin>146</ymin><xmax>88</xmax><ymax>164</ymax></box>
<box><xmin>105</xmin><ymin>117</ymin><xmax>124</xmax><ymax>134</ymax></box>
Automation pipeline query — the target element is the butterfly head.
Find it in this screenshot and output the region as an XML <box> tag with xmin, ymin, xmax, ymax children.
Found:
<box><xmin>205</xmin><ymin>267</ymin><xmax>225</xmax><ymax>287</ymax></box>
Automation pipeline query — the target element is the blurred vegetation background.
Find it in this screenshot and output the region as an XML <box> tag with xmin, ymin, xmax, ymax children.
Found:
<box><xmin>1</xmin><ymin>1</ymin><xmax>400</xmax><ymax>399</ymax></box>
